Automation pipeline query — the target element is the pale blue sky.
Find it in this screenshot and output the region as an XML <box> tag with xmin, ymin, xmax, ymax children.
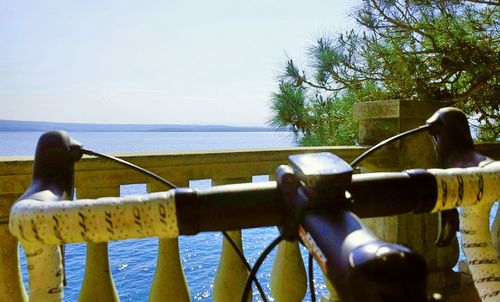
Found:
<box><xmin>1</xmin><ymin>0</ymin><xmax>360</xmax><ymax>126</ymax></box>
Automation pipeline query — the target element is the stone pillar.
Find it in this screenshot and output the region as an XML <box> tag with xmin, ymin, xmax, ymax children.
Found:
<box><xmin>0</xmin><ymin>193</ymin><xmax>27</xmax><ymax>301</ymax></box>
<box><xmin>0</xmin><ymin>223</ymin><xmax>28</xmax><ymax>301</ymax></box>
<box><xmin>148</xmin><ymin>182</ymin><xmax>191</xmax><ymax>302</ymax></box>
<box><xmin>149</xmin><ymin>238</ymin><xmax>191</xmax><ymax>302</ymax></box>
<box><xmin>212</xmin><ymin>177</ymin><xmax>251</xmax><ymax>302</ymax></box>
<box><xmin>78</xmin><ymin>187</ymin><xmax>120</xmax><ymax>302</ymax></box>
<box><xmin>270</xmin><ymin>240</ymin><xmax>307</xmax><ymax>302</ymax></box>
<box><xmin>353</xmin><ymin>100</ymin><xmax>460</xmax><ymax>292</ymax></box>
<box><xmin>79</xmin><ymin>242</ymin><xmax>119</xmax><ymax>302</ymax></box>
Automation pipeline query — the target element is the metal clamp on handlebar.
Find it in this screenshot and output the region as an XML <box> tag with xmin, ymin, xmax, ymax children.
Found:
<box><xmin>288</xmin><ymin>152</ymin><xmax>353</xmax><ymax>200</ymax></box>
<box><xmin>276</xmin><ymin>153</ymin><xmax>353</xmax><ymax>241</ymax></box>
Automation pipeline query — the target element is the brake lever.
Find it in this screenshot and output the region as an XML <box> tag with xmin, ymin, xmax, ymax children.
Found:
<box><xmin>435</xmin><ymin>209</ymin><xmax>459</xmax><ymax>247</ymax></box>
<box><xmin>426</xmin><ymin>107</ymin><xmax>489</xmax><ymax>248</ymax></box>
<box><xmin>25</xmin><ymin>131</ymin><xmax>83</xmax><ymax>288</ymax></box>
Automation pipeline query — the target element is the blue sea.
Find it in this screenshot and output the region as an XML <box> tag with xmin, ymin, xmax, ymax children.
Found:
<box><xmin>1</xmin><ymin>131</ymin><xmax>497</xmax><ymax>301</ymax></box>
<box><xmin>0</xmin><ymin>131</ymin><xmax>331</xmax><ymax>302</ymax></box>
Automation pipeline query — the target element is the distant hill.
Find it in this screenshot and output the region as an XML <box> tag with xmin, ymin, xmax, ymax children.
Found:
<box><xmin>0</xmin><ymin>119</ymin><xmax>279</xmax><ymax>132</ymax></box>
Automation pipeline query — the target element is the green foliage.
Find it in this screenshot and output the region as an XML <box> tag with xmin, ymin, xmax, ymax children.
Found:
<box><xmin>270</xmin><ymin>0</ymin><xmax>499</xmax><ymax>144</ymax></box>
<box><xmin>269</xmin><ymin>82</ymin><xmax>309</xmax><ymax>135</ymax></box>
<box><xmin>269</xmin><ymin>81</ymin><xmax>358</xmax><ymax>146</ymax></box>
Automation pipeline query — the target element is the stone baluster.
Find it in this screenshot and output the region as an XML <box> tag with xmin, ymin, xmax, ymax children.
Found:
<box><xmin>212</xmin><ymin>177</ymin><xmax>251</xmax><ymax>302</ymax></box>
<box><xmin>214</xmin><ymin>230</ymin><xmax>250</xmax><ymax>301</ymax></box>
<box><xmin>0</xmin><ymin>193</ymin><xmax>27</xmax><ymax>301</ymax></box>
<box><xmin>148</xmin><ymin>181</ymin><xmax>191</xmax><ymax>302</ymax></box>
<box><xmin>78</xmin><ymin>187</ymin><xmax>120</xmax><ymax>302</ymax></box>
<box><xmin>270</xmin><ymin>240</ymin><xmax>307</xmax><ymax>302</ymax></box>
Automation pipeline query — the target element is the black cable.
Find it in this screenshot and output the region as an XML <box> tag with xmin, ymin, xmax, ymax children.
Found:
<box><xmin>350</xmin><ymin>124</ymin><xmax>430</xmax><ymax>167</ymax></box>
<box><xmin>241</xmin><ymin>235</ymin><xmax>283</xmax><ymax>302</ymax></box>
<box><xmin>82</xmin><ymin>149</ymin><xmax>177</xmax><ymax>189</ymax></box>
<box><xmin>83</xmin><ymin>148</ymin><xmax>268</xmax><ymax>301</ymax></box>
<box><xmin>308</xmin><ymin>252</ymin><xmax>316</xmax><ymax>302</ymax></box>
<box><xmin>222</xmin><ymin>232</ymin><xmax>268</xmax><ymax>302</ymax></box>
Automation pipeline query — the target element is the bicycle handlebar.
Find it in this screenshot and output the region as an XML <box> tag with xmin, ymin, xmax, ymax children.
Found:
<box><xmin>11</xmin><ymin>164</ymin><xmax>500</xmax><ymax>246</ymax></box>
<box><xmin>9</xmin><ymin>162</ymin><xmax>500</xmax><ymax>301</ymax></box>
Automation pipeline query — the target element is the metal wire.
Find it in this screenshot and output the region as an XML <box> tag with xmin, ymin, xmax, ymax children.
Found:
<box><xmin>308</xmin><ymin>252</ymin><xmax>317</xmax><ymax>302</ymax></box>
<box><xmin>241</xmin><ymin>235</ymin><xmax>283</xmax><ymax>302</ymax></box>
<box><xmin>82</xmin><ymin>149</ymin><xmax>177</xmax><ymax>189</ymax></box>
<box><xmin>350</xmin><ymin>124</ymin><xmax>430</xmax><ymax>167</ymax></box>
<box><xmin>222</xmin><ymin>232</ymin><xmax>268</xmax><ymax>302</ymax></box>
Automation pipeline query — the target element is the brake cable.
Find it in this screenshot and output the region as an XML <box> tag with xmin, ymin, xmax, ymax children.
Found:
<box><xmin>308</xmin><ymin>251</ymin><xmax>316</xmax><ymax>302</ymax></box>
<box><xmin>221</xmin><ymin>232</ymin><xmax>268</xmax><ymax>300</ymax></box>
<box><xmin>350</xmin><ymin>124</ymin><xmax>430</xmax><ymax>168</ymax></box>
<box><xmin>82</xmin><ymin>149</ymin><xmax>177</xmax><ymax>189</ymax></box>
<box><xmin>241</xmin><ymin>235</ymin><xmax>283</xmax><ymax>302</ymax></box>
<box><xmin>81</xmin><ymin>148</ymin><xmax>268</xmax><ymax>301</ymax></box>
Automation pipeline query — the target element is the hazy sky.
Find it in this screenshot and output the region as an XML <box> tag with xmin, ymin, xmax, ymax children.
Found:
<box><xmin>1</xmin><ymin>0</ymin><xmax>360</xmax><ymax>126</ymax></box>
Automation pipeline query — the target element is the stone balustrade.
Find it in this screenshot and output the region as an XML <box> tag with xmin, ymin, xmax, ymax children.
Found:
<box><xmin>0</xmin><ymin>141</ymin><xmax>498</xmax><ymax>301</ymax></box>
<box><xmin>0</xmin><ymin>146</ymin><xmax>365</xmax><ymax>301</ymax></box>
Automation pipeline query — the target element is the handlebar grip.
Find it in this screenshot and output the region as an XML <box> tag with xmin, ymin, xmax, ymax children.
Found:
<box><xmin>9</xmin><ymin>190</ymin><xmax>179</xmax><ymax>245</ymax></box>
<box><xmin>429</xmin><ymin>163</ymin><xmax>500</xmax><ymax>212</ymax></box>
<box><xmin>436</xmin><ymin>161</ymin><xmax>500</xmax><ymax>302</ymax></box>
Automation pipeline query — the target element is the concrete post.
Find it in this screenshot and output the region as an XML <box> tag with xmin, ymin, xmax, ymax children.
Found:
<box><xmin>78</xmin><ymin>187</ymin><xmax>120</xmax><ymax>302</ymax></box>
<box><xmin>149</xmin><ymin>238</ymin><xmax>191</xmax><ymax>302</ymax></box>
<box><xmin>0</xmin><ymin>223</ymin><xmax>28</xmax><ymax>301</ymax></box>
<box><xmin>353</xmin><ymin>100</ymin><xmax>460</xmax><ymax>293</ymax></box>
<box><xmin>212</xmin><ymin>177</ymin><xmax>251</xmax><ymax>302</ymax></box>
<box><xmin>270</xmin><ymin>240</ymin><xmax>307</xmax><ymax>302</ymax></box>
<box><xmin>148</xmin><ymin>182</ymin><xmax>191</xmax><ymax>302</ymax></box>
<box><xmin>0</xmin><ymin>192</ymin><xmax>27</xmax><ymax>301</ymax></box>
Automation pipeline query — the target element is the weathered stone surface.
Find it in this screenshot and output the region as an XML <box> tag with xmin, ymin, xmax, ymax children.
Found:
<box><xmin>354</xmin><ymin>99</ymin><xmax>451</xmax><ymax>144</ymax></box>
<box><xmin>0</xmin><ymin>224</ymin><xmax>27</xmax><ymax>301</ymax></box>
<box><xmin>354</xmin><ymin>99</ymin><xmax>473</xmax><ymax>296</ymax></box>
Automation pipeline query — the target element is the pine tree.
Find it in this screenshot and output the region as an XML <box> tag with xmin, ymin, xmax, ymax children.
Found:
<box><xmin>270</xmin><ymin>0</ymin><xmax>499</xmax><ymax>144</ymax></box>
